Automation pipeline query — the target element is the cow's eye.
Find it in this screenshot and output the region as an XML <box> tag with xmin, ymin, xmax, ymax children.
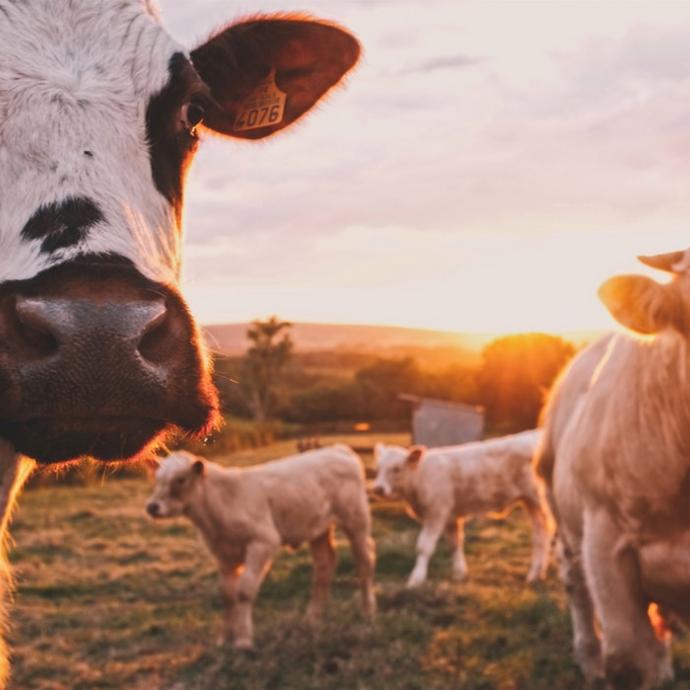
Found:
<box><xmin>173</xmin><ymin>476</ymin><xmax>186</xmax><ymax>489</ymax></box>
<box><xmin>182</xmin><ymin>101</ymin><xmax>205</xmax><ymax>134</ymax></box>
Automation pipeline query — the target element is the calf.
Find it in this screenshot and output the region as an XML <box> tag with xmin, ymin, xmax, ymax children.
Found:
<box><xmin>146</xmin><ymin>446</ymin><xmax>376</xmax><ymax>650</ymax></box>
<box><xmin>0</xmin><ymin>1</ymin><xmax>358</xmax><ymax>680</ymax></box>
<box><xmin>373</xmin><ymin>431</ymin><xmax>550</xmax><ymax>587</ymax></box>
<box><xmin>535</xmin><ymin>249</ymin><xmax>690</xmax><ymax>689</ymax></box>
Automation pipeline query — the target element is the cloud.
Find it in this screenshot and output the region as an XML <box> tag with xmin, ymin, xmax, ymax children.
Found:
<box><xmin>161</xmin><ymin>1</ymin><xmax>690</xmax><ymax>331</ymax></box>
<box><xmin>401</xmin><ymin>54</ymin><xmax>482</xmax><ymax>75</ymax></box>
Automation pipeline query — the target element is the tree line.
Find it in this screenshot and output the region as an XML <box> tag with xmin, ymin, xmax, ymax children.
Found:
<box><xmin>213</xmin><ymin>317</ymin><xmax>576</xmax><ymax>433</ymax></box>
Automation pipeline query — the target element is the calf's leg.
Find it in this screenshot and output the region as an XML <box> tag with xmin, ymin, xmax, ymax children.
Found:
<box><xmin>217</xmin><ymin>567</ymin><xmax>240</xmax><ymax>646</ymax></box>
<box><xmin>446</xmin><ymin>518</ymin><xmax>468</xmax><ymax>581</ymax></box>
<box><xmin>583</xmin><ymin>508</ymin><xmax>672</xmax><ymax>690</ymax></box>
<box><xmin>232</xmin><ymin>541</ymin><xmax>277</xmax><ymax>650</ymax></box>
<box><xmin>343</xmin><ymin>523</ymin><xmax>376</xmax><ymax>617</ymax></box>
<box><xmin>523</xmin><ymin>496</ymin><xmax>550</xmax><ymax>583</ymax></box>
<box><xmin>408</xmin><ymin>514</ymin><xmax>446</xmax><ymax>588</ymax></box>
<box><xmin>307</xmin><ymin>526</ymin><xmax>337</xmax><ymax>621</ymax></box>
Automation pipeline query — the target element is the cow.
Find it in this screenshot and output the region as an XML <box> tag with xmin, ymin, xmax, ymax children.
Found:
<box><xmin>0</xmin><ymin>0</ymin><xmax>359</xmax><ymax>682</ymax></box>
<box><xmin>534</xmin><ymin>249</ymin><xmax>690</xmax><ymax>689</ymax></box>
<box><xmin>373</xmin><ymin>431</ymin><xmax>550</xmax><ymax>588</ymax></box>
<box><xmin>146</xmin><ymin>446</ymin><xmax>376</xmax><ymax>650</ymax></box>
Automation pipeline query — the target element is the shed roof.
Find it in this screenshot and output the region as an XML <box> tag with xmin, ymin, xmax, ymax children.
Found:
<box><xmin>398</xmin><ymin>394</ymin><xmax>485</xmax><ymax>415</ymax></box>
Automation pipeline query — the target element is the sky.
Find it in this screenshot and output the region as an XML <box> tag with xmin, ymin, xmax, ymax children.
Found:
<box><xmin>158</xmin><ymin>1</ymin><xmax>690</xmax><ymax>334</ymax></box>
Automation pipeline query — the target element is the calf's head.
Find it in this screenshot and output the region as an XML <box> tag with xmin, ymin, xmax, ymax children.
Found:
<box><xmin>373</xmin><ymin>443</ymin><xmax>425</xmax><ymax>497</ymax></box>
<box><xmin>0</xmin><ymin>2</ymin><xmax>359</xmax><ymax>464</ymax></box>
<box><xmin>146</xmin><ymin>451</ymin><xmax>204</xmax><ymax>519</ymax></box>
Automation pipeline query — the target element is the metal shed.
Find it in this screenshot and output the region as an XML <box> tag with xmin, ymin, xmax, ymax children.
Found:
<box><xmin>399</xmin><ymin>395</ymin><xmax>485</xmax><ymax>448</ymax></box>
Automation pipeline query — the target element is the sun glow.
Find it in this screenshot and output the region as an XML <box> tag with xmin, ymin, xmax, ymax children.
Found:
<box><xmin>184</xmin><ymin>223</ymin><xmax>683</xmax><ymax>336</ymax></box>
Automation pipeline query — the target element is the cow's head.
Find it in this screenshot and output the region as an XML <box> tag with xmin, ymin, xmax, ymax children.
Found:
<box><xmin>372</xmin><ymin>443</ymin><xmax>425</xmax><ymax>497</ymax></box>
<box><xmin>146</xmin><ymin>451</ymin><xmax>203</xmax><ymax>519</ymax></box>
<box><xmin>0</xmin><ymin>2</ymin><xmax>359</xmax><ymax>464</ymax></box>
<box><xmin>599</xmin><ymin>249</ymin><xmax>690</xmax><ymax>336</ymax></box>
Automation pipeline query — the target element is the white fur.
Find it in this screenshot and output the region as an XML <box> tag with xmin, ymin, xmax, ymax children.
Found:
<box><xmin>148</xmin><ymin>447</ymin><xmax>376</xmax><ymax>649</ymax></box>
<box><xmin>0</xmin><ymin>0</ymin><xmax>184</xmax><ymax>285</ymax></box>
<box><xmin>373</xmin><ymin>431</ymin><xmax>551</xmax><ymax>587</ymax></box>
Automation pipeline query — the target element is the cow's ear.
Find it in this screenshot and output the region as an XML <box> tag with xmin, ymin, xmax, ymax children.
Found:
<box><xmin>374</xmin><ymin>443</ymin><xmax>384</xmax><ymax>460</ymax></box>
<box><xmin>406</xmin><ymin>446</ymin><xmax>426</xmax><ymax>467</ymax></box>
<box><xmin>598</xmin><ymin>275</ymin><xmax>679</xmax><ymax>334</ymax></box>
<box><xmin>191</xmin><ymin>459</ymin><xmax>205</xmax><ymax>477</ymax></box>
<box><xmin>191</xmin><ymin>16</ymin><xmax>360</xmax><ymax>140</ymax></box>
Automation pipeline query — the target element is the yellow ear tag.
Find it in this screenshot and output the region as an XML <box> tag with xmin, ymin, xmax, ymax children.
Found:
<box><xmin>233</xmin><ymin>69</ymin><xmax>286</xmax><ymax>133</ymax></box>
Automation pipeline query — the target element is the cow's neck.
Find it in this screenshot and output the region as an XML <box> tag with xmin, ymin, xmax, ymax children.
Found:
<box><xmin>583</xmin><ymin>332</ymin><xmax>690</xmax><ymax>532</ymax></box>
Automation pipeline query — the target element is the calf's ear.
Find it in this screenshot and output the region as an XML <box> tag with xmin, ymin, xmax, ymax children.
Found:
<box><xmin>143</xmin><ymin>457</ymin><xmax>161</xmax><ymax>479</ymax></box>
<box><xmin>598</xmin><ymin>274</ymin><xmax>678</xmax><ymax>334</ymax></box>
<box><xmin>406</xmin><ymin>446</ymin><xmax>426</xmax><ymax>467</ymax></box>
<box><xmin>192</xmin><ymin>459</ymin><xmax>205</xmax><ymax>477</ymax></box>
<box><xmin>191</xmin><ymin>16</ymin><xmax>360</xmax><ymax>140</ymax></box>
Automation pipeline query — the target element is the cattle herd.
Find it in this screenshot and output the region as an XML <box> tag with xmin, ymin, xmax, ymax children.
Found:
<box><xmin>0</xmin><ymin>1</ymin><xmax>689</xmax><ymax>689</ymax></box>
<box><xmin>144</xmin><ymin>433</ymin><xmax>546</xmax><ymax>652</ymax></box>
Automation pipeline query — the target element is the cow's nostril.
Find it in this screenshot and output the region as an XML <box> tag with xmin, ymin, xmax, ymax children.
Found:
<box><xmin>146</xmin><ymin>502</ymin><xmax>160</xmax><ymax>517</ymax></box>
<box><xmin>11</xmin><ymin>297</ymin><xmax>59</xmax><ymax>358</ymax></box>
<box><xmin>137</xmin><ymin>303</ymin><xmax>174</xmax><ymax>364</ymax></box>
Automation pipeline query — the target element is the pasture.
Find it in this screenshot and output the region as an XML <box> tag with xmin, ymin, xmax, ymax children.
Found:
<box><xmin>7</xmin><ymin>436</ymin><xmax>689</xmax><ymax>690</ymax></box>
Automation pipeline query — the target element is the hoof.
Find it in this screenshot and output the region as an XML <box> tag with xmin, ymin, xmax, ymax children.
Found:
<box><xmin>575</xmin><ymin>640</ymin><xmax>603</xmax><ymax>687</ymax></box>
<box><xmin>234</xmin><ymin>639</ymin><xmax>255</xmax><ymax>654</ymax></box>
<box><xmin>406</xmin><ymin>573</ymin><xmax>426</xmax><ymax>589</ymax></box>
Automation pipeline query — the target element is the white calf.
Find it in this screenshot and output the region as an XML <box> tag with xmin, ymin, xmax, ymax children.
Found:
<box><xmin>147</xmin><ymin>446</ymin><xmax>376</xmax><ymax>649</ymax></box>
<box><xmin>373</xmin><ymin>431</ymin><xmax>550</xmax><ymax>587</ymax></box>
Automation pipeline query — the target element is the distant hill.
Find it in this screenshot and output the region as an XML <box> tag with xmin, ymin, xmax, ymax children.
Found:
<box><xmin>203</xmin><ymin>322</ymin><xmax>601</xmax><ymax>364</ymax></box>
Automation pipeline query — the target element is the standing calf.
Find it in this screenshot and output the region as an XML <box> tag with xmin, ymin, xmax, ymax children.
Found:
<box><xmin>373</xmin><ymin>431</ymin><xmax>550</xmax><ymax>587</ymax></box>
<box><xmin>146</xmin><ymin>446</ymin><xmax>376</xmax><ymax>650</ymax></box>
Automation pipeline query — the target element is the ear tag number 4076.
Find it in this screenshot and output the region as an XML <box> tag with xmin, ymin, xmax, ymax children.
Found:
<box><xmin>234</xmin><ymin>70</ymin><xmax>286</xmax><ymax>133</ymax></box>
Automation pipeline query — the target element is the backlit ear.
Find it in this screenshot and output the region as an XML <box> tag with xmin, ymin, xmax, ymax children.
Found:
<box><xmin>191</xmin><ymin>459</ymin><xmax>205</xmax><ymax>477</ymax></box>
<box><xmin>191</xmin><ymin>16</ymin><xmax>360</xmax><ymax>140</ymax></box>
<box><xmin>143</xmin><ymin>457</ymin><xmax>160</xmax><ymax>479</ymax></box>
<box><xmin>374</xmin><ymin>443</ymin><xmax>384</xmax><ymax>461</ymax></box>
<box><xmin>406</xmin><ymin>446</ymin><xmax>426</xmax><ymax>467</ymax></box>
<box><xmin>598</xmin><ymin>275</ymin><xmax>677</xmax><ymax>334</ymax></box>
<box><xmin>638</xmin><ymin>250</ymin><xmax>688</xmax><ymax>273</ymax></box>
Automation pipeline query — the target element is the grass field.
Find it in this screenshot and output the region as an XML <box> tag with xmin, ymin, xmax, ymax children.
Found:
<box><xmin>6</xmin><ymin>435</ymin><xmax>690</xmax><ymax>689</ymax></box>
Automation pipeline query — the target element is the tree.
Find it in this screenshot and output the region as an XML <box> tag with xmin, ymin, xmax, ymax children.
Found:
<box><xmin>241</xmin><ymin>317</ymin><xmax>293</xmax><ymax>422</ymax></box>
<box><xmin>478</xmin><ymin>333</ymin><xmax>575</xmax><ymax>431</ymax></box>
<box><xmin>355</xmin><ymin>356</ymin><xmax>426</xmax><ymax>420</ymax></box>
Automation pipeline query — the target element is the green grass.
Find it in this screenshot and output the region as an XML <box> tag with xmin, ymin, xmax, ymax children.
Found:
<box><xmin>5</xmin><ymin>436</ymin><xmax>690</xmax><ymax>689</ymax></box>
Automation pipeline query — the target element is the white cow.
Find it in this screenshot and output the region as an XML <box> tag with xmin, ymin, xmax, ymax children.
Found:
<box><xmin>535</xmin><ymin>249</ymin><xmax>690</xmax><ymax>689</ymax></box>
<box><xmin>0</xmin><ymin>1</ymin><xmax>358</xmax><ymax>681</ymax></box>
<box><xmin>373</xmin><ymin>431</ymin><xmax>550</xmax><ymax>588</ymax></box>
<box><xmin>146</xmin><ymin>446</ymin><xmax>376</xmax><ymax>650</ymax></box>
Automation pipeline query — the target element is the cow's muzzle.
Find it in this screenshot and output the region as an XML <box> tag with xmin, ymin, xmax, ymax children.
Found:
<box><xmin>0</xmin><ymin>258</ymin><xmax>219</xmax><ymax>463</ymax></box>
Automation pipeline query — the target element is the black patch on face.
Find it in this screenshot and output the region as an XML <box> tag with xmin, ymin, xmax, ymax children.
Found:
<box><xmin>145</xmin><ymin>52</ymin><xmax>207</xmax><ymax>224</ymax></box>
<box><xmin>21</xmin><ymin>197</ymin><xmax>104</xmax><ymax>253</ymax></box>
